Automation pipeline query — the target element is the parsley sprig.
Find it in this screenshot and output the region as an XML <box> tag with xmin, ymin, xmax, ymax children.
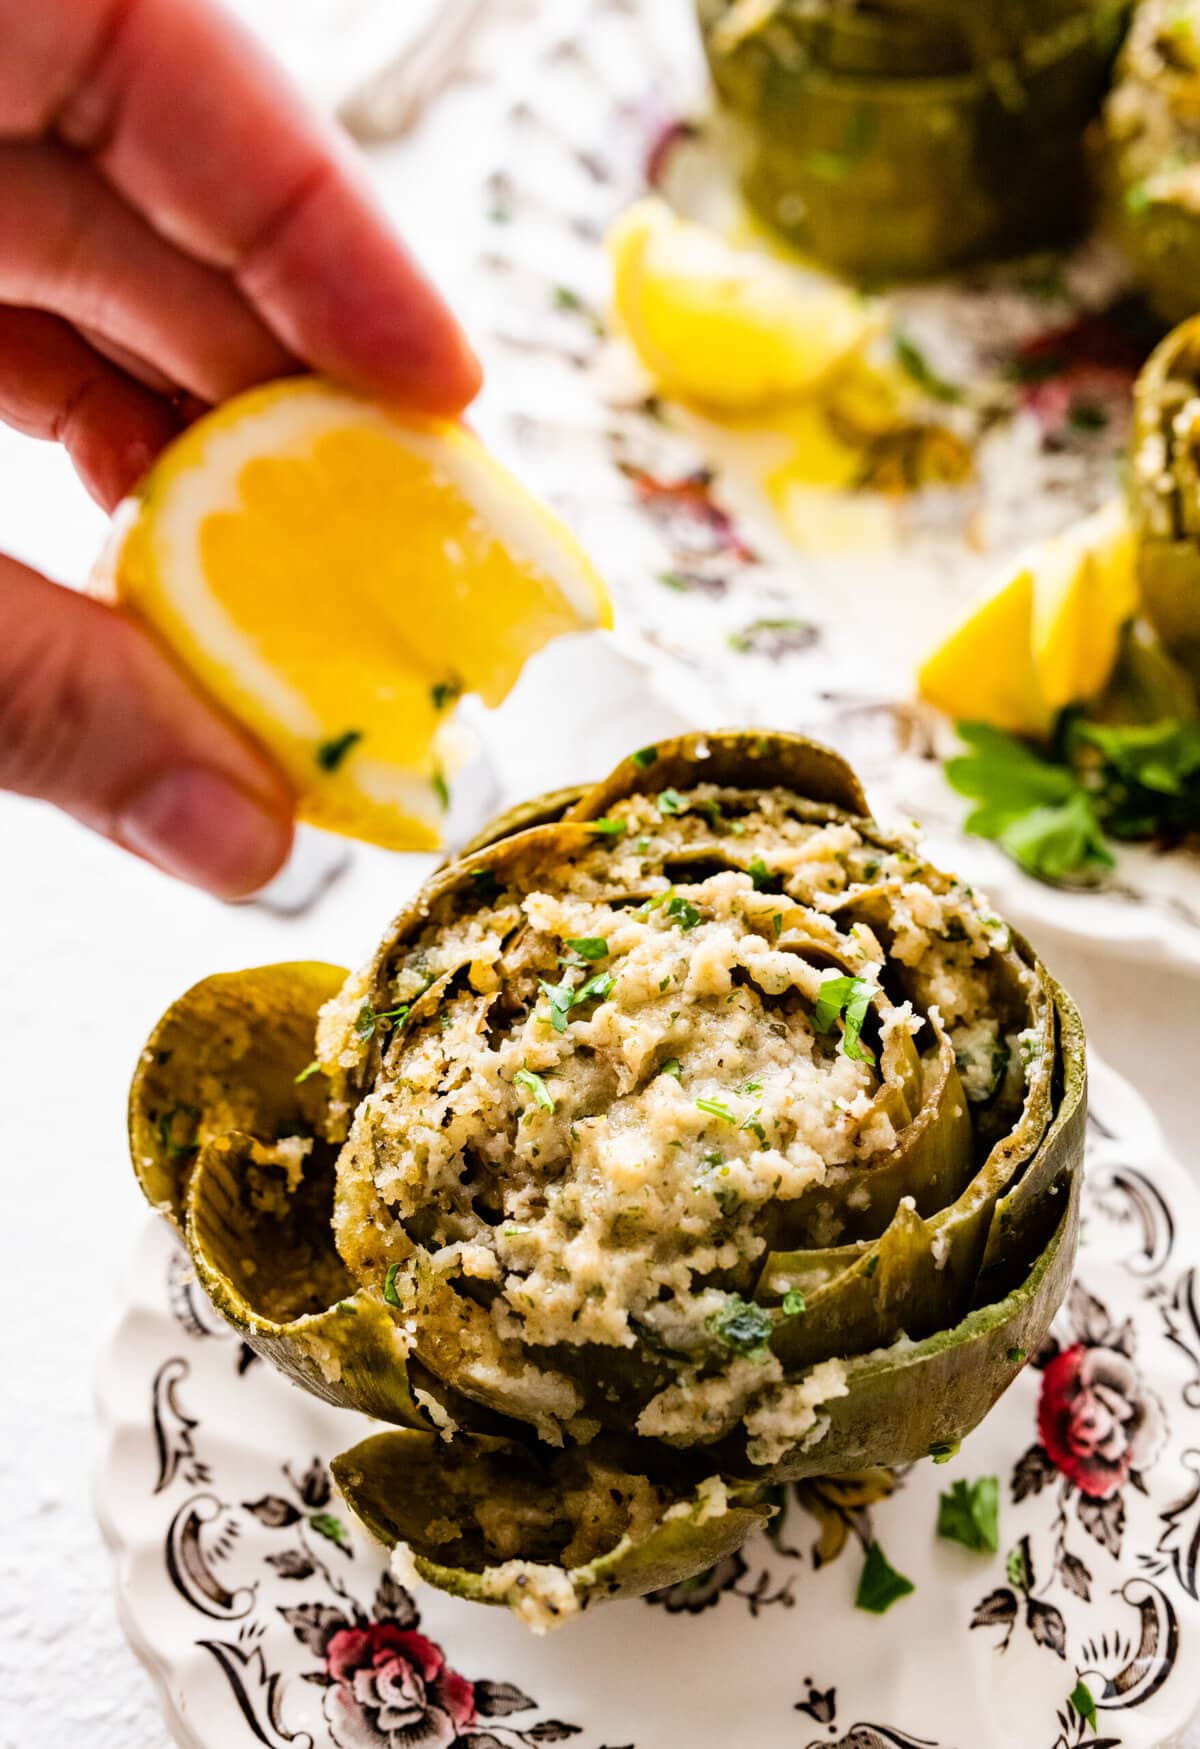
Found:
<box><xmin>708</xmin><ymin>1295</ymin><xmax>774</xmax><ymax>1360</ymax></box>
<box><xmin>855</xmin><ymin>1542</ymin><xmax>915</xmax><ymax>1614</ymax></box>
<box><xmin>812</xmin><ymin>975</ymin><xmax>876</xmax><ymax>1064</ymax></box>
<box><xmin>936</xmin><ymin>1476</ymin><xmax>1000</xmax><ymax>1554</ymax></box>
<box><xmin>539</xmin><ymin>970</ymin><xmax>615</xmax><ymax>1033</ymax></box>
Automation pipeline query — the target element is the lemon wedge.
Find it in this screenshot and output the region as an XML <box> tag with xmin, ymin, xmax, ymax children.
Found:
<box><xmin>918</xmin><ymin>497</ymin><xmax>1136</xmax><ymax>735</ymax></box>
<box><xmin>1030</xmin><ymin>498</ymin><xmax>1137</xmax><ymax>710</ymax></box>
<box><xmin>108</xmin><ymin>378</ymin><xmax>610</xmax><ymax>850</ymax></box>
<box><xmin>607</xmin><ymin>196</ymin><xmax>875</xmax><ymax>412</ymax></box>
<box><xmin>919</xmin><ymin>565</ymin><xmax>1054</xmax><ymax>738</ymax></box>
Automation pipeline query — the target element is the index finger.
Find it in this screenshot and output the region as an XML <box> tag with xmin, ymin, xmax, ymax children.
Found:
<box><xmin>1</xmin><ymin>0</ymin><xmax>481</xmax><ymax>413</ymax></box>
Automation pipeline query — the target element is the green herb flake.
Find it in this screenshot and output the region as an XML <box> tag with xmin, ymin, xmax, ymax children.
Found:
<box><xmin>382</xmin><ymin>1263</ymin><xmax>405</xmax><ymax>1308</ymax></box>
<box><xmin>309</xmin><ymin>1512</ymin><xmax>351</xmax><ymax>1551</ymax></box>
<box><xmin>709</xmin><ymin>1294</ymin><xmax>774</xmax><ymax>1359</ymax></box>
<box><xmin>355</xmin><ymin>1002</ymin><xmax>411</xmax><ymax>1043</ymax></box>
<box><xmin>565</xmin><ymin>936</ymin><xmax>609</xmax><ymax>960</ymax></box>
<box><xmin>539</xmin><ymin>977</ymin><xmax>575</xmax><ymax>1034</ymax></box>
<box><xmin>697</xmin><ymin>1096</ymin><xmax>737</xmax><ymax>1125</ymax></box>
<box><xmin>1068</xmin><ymin>1680</ymin><xmax>1098</xmax><ymax>1732</ymax></box>
<box><xmin>667</xmin><ymin>894</ymin><xmax>703</xmax><ymax>931</ymax></box>
<box><xmin>893</xmin><ymin>331</ymin><xmax>962</xmax><ymax>403</ymax></box>
<box><xmin>930</xmin><ymin>1441</ymin><xmax>960</xmax><ymax>1465</ymax></box>
<box><xmin>1007</xmin><ymin>1346</ymin><xmax>1028</xmax><ymax>1366</ymax></box>
<box><xmin>812</xmin><ymin>974</ymin><xmax>876</xmax><ymax>1064</ymax></box>
<box><xmin>782</xmin><ymin>1290</ymin><xmax>807</xmax><ymax>1317</ymax></box>
<box><xmin>631</xmin><ymin>745</ymin><xmax>658</xmax><ymax>769</ymax></box>
<box><xmin>430</xmin><ymin>678</ymin><xmax>462</xmax><ymax>712</ymax></box>
<box><xmin>156</xmin><ymin>1103</ymin><xmax>201</xmax><ymax>1160</ymax></box>
<box><xmin>514</xmin><ymin>1067</ymin><xmax>555</xmax><ymax>1112</ymax></box>
<box><xmin>1006</xmin><ymin>1538</ymin><xmax>1033</xmax><ymax>1593</ymax></box>
<box><xmin>660</xmin><ymin>1057</ymin><xmax>683</xmax><ymax>1079</ymax></box>
<box><xmin>589</xmin><ymin>816</ymin><xmax>627</xmax><ymax>837</ymax></box>
<box><xmin>748</xmin><ymin>854</ymin><xmax>773</xmax><ymax>890</ymax></box>
<box><xmin>855</xmin><ymin>1542</ymin><xmax>915</xmax><ymax>1615</ymax></box>
<box><xmin>575</xmin><ymin>970</ymin><xmax>615</xmax><ymax>1006</ymax></box>
<box><xmin>937</xmin><ymin>1476</ymin><xmax>1000</xmax><ymax>1555</ymax></box>
<box><xmin>294</xmin><ymin>1058</ymin><xmax>321</xmax><ymax>1085</ymax></box>
<box><xmin>336</xmin><ymin>1301</ymin><xmax>357</xmax><ymax>1316</ymax></box>
<box><xmin>315</xmin><ymin>728</ymin><xmax>363</xmax><ymax>772</ymax></box>
<box><xmin>657</xmin><ymin>787</ymin><xmax>686</xmax><ymax>815</ymax></box>
<box><xmin>742</xmin><ymin>1117</ymin><xmax>767</xmax><ymax>1145</ymax></box>
<box><xmin>864</xmin><ymin>1254</ymin><xmax>879</xmax><ymax>1279</ymax></box>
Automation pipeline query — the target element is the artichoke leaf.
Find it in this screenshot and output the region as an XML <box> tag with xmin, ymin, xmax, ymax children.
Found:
<box><xmin>187</xmin><ymin>1130</ymin><xmax>447</xmax><ymax>1430</ymax></box>
<box><xmin>128</xmin><ymin>960</ymin><xmax>347</xmax><ymax>1223</ymax></box>
<box><xmin>332</xmin><ymin>1430</ymin><xmax>773</xmax><ymax>1625</ymax></box>
<box><xmin>568</xmin><ymin>730</ymin><xmax>869</xmax><ymax>822</ymax></box>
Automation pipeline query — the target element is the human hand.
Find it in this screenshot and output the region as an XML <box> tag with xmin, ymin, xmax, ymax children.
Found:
<box><xmin>0</xmin><ymin>0</ymin><xmax>481</xmax><ymax>896</ymax></box>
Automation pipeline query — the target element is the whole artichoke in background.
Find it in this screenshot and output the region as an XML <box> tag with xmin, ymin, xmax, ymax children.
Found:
<box><xmin>697</xmin><ymin>0</ymin><xmax>1129</xmax><ymax>279</ymax></box>
<box><xmin>130</xmin><ymin>733</ymin><xmax>1085</xmax><ymax>1631</ymax></box>
<box><xmin>1132</xmin><ymin>312</ymin><xmax>1200</xmax><ymax>676</ymax></box>
<box><xmin>1100</xmin><ymin>0</ymin><xmax>1200</xmax><ymax>327</ymax></box>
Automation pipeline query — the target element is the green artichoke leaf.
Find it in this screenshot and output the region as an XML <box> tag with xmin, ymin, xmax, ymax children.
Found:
<box><xmin>1133</xmin><ymin>314</ymin><xmax>1200</xmax><ymax>681</ymax></box>
<box><xmin>699</xmin><ymin>0</ymin><xmax>1122</xmax><ymax>277</ymax></box>
<box><xmin>187</xmin><ymin>1129</ymin><xmax>472</xmax><ymax>1432</ymax></box>
<box><xmin>332</xmin><ymin>1430</ymin><xmax>774</xmax><ymax>1626</ymax></box>
<box><xmin>569</xmin><ymin>730</ymin><xmax>870</xmax><ymax>822</ymax></box>
<box><xmin>766</xmin><ymin>1168</ymin><xmax>1081</xmax><ymax>1481</ymax></box>
<box><xmin>128</xmin><ymin>960</ymin><xmax>347</xmax><ymax>1223</ymax></box>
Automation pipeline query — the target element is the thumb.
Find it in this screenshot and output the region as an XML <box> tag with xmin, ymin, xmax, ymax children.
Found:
<box><xmin>0</xmin><ymin>552</ymin><xmax>294</xmax><ymax>897</ymax></box>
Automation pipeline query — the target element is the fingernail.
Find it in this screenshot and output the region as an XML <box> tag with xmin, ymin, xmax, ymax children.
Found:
<box><xmin>117</xmin><ymin>767</ymin><xmax>292</xmax><ymax>898</ymax></box>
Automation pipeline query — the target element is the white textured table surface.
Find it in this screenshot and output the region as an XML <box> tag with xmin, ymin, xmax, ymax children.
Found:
<box><xmin>2</xmin><ymin>6</ymin><xmax>1200</xmax><ymax>1746</ymax></box>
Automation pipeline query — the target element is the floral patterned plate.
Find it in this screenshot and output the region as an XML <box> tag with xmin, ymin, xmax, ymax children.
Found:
<box><xmin>460</xmin><ymin>0</ymin><xmax>1200</xmax><ymax>974</ymax></box>
<box><xmin>95</xmin><ymin>1056</ymin><xmax>1200</xmax><ymax>1749</ymax></box>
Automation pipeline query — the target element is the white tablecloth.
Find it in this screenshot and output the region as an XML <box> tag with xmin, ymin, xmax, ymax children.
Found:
<box><xmin>1</xmin><ymin>6</ymin><xmax>1198</xmax><ymax>1745</ymax></box>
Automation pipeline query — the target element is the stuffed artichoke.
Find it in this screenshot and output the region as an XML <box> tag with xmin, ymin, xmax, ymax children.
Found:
<box><xmin>129</xmin><ymin>733</ymin><xmax>1085</xmax><ymax>1630</ymax></box>
<box><xmin>697</xmin><ymin>0</ymin><xmax>1129</xmax><ymax>279</ymax></box>
<box><xmin>1099</xmin><ymin>0</ymin><xmax>1200</xmax><ymax>326</ymax></box>
<box><xmin>1132</xmin><ymin>312</ymin><xmax>1200</xmax><ymax>676</ymax></box>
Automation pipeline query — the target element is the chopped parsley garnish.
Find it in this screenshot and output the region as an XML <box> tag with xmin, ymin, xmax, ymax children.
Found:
<box><xmin>782</xmin><ymin>1290</ymin><xmax>807</xmax><ymax>1316</ymax></box>
<box><xmin>469</xmin><ymin>867</ymin><xmax>502</xmax><ymax>901</ymax></box>
<box><xmin>315</xmin><ymin>728</ymin><xmax>363</xmax><ymax>772</ymax></box>
<box><xmin>564</xmin><ymin>936</ymin><xmax>609</xmax><ymax>960</ymax></box>
<box><xmin>937</xmin><ymin>1476</ymin><xmax>1000</xmax><ymax>1554</ymax></box>
<box><xmin>637</xmin><ymin>888</ymin><xmax>672</xmax><ymax>916</ymax></box>
<box><xmin>1007</xmin><ymin>1346</ymin><xmax>1028</xmax><ymax>1365</ymax></box>
<box><xmin>336</xmin><ymin>1301</ymin><xmax>357</xmax><ymax>1315</ymax></box>
<box><xmin>812</xmin><ymin>974</ymin><xmax>876</xmax><ymax>1065</ymax></box>
<box><xmin>893</xmin><ymin>330</ymin><xmax>962</xmax><ymax>403</ymax></box>
<box><xmin>742</xmin><ymin>1117</ymin><xmax>767</xmax><ymax>1145</ymax></box>
<box><xmin>589</xmin><ymin>816</ymin><xmax>627</xmax><ymax>837</ymax></box>
<box><xmin>576</xmin><ymin>970</ymin><xmax>615</xmax><ymax>1005</ymax></box>
<box><xmin>659</xmin><ymin>1057</ymin><xmax>683</xmax><ymax>1079</ymax></box>
<box><xmin>666</xmin><ymin>894</ymin><xmax>702</xmax><ymax>931</ymax></box>
<box><xmin>156</xmin><ymin>1103</ymin><xmax>200</xmax><ymax>1159</ymax></box>
<box><xmin>539</xmin><ymin>970</ymin><xmax>615</xmax><ymax>1033</ymax></box>
<box><xmin>930</xmin><ymin>1441</ymin><xmax>960</xmax><ymax>1465</ymax></box>
<box><xmin>741</xmin><ymin>1078</ymin><xmax>763</xmax><ymax>1094</ymax></box>
<box><xmin>696</xmin><ymin>1097</ymin><xmax>737</xmax><ymax>1125</ymax></box>
<box><xmin>709</xmin><ymin>1295</ymin><xmax>774</xmax><ymax>1359</ymax></box>
<box><xmin>657</xmin><ymin>787</ymin><xmax>685</xmax><ymax>815</ymax></box>
<box><xmin>355</xmin><ymin>1001</ymin><xmax>411</xmax><ymax>1043</ymax></box>
<box><xmin>294</xmin><ymin>1059</ymin><xmax>321</xmax><ymax>1085</ymax></box>
<box><xmin>382</xmin><ymin>1263</ymin><xmax>405</xmax><ymax>1308</ymax></box>
<box><xmin>431</xmin><ymin>769</ymin><xmax>450</xmax><ymax>811</ymax></box>
<box><xmin>514</xmin><ymin>1068</ymin><xmax>555</xmax><ymax>1112</ymax></box>
<box><xmin>748</xmin><ymin>854</ymin><xmax>772</xmax><ymax>891</ymax></box>
<box><xmin>430</xmin><ymin>678</ymin><xmax>461</xmax><ymax>712</ymax></box>
<box><xmin>1068</xmin><ymin>1681</ymin><xmax>1098</xmax><ymax>1732</ymax></box>
<box><xmin>864</xmin><ymin>1255</ymin><xmax>879</xmax><ymax>1279</ymax></box>
<box><xmin>855</xmin><ymin>1542</ymin><xmax>915</xmax><ymax>1614</ymax></box>
<box><xmin>631</xmin><ymin>745</ymin><xmax>658</xmax><ymax>769</ymax></box>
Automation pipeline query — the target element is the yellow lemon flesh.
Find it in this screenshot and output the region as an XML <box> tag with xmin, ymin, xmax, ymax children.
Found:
<box><xmin>607</xmin><ymin>196</ymin><xmax>875</xmax><ymax>412</ymax></box>
<box><xmin>918</xmin><ymin>497</ymin><xmax>1136</xmax><ymax>736</ymax></box>
<box><xmin>110</xmin><ymin>378</ymin><xmax>610</xmax><ymax>850</ymax></box>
